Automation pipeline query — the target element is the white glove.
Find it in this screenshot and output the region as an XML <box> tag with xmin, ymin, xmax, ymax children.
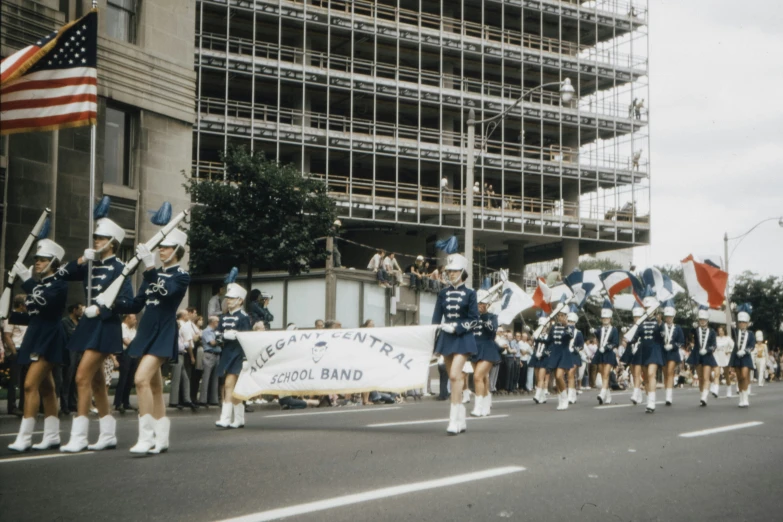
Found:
<box><xmin>84</xmin><ymin>305</ymin><xmax>100</xmax><ymax>318</ymax></box>
<box><xmin>568</xmin><ymin>345</ymin><xmax>574</xmax><ymax>353</ymax></box>
<box><xmin>223</xmin><ymin>330</ymin><xmax>237</xmax><ymax>341</ymax></box>
<box><xmin>13</xmin><ymin>262</ymin><xmax>32</xmax><ymax>282</ymax></box>
<box><xmin>440</xmin><ymin>323</ymin><xmax>456</xmax><ymax>334</ymax></box>
<box><xmin>737</xmin><ymin>350</ymin><xmax>746</xmax><ymax>358</ymax></box>
<box><xmin>83</xmin><ymin>249</ymin><xmax>97</xmax><ymax>262</ymax></box>
<box><xmin>136</xmin><ymin>244</ymin><xmax>155</xmax><ymax>269</ymax></box>
<box><xmin>95</xmin><ymin>294</ymin><xmax>107</xmax><ymax>308</ymax></box>
<box><xmin>699</xmin><ymin>348</ymin><xmax>707</xmax><ymax>356</ymax></box>
<box><xmin>631</xmin><ymin>344</ymin><xmax>638</xmax><ymax>355</ymax></box>
<box><xmin>664</xmin><ymin>344</ymin><xmax>673</xmax><ymax>352</ymax></box>
<box><xmin>599</xmin><ymin>346</ymin><xmax>605</xmax><ymax>354</ymax></box>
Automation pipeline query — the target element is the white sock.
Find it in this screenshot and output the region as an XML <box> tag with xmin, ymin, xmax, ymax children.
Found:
<box><xmin>665</xmin><ymin>388</ymin><xmax>673</xmax><ymax>403</ymax></box>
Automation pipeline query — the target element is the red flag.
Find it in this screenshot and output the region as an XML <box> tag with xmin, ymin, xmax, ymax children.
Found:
<box><xmin>681</xmin><ymin>255</ymin><xmax>728</xmax><ymax>308</ymax></box>
<box><xmin>532</xmin><ymin>278</ymin><xmax>552</xmax><ymax>314</ymax></box>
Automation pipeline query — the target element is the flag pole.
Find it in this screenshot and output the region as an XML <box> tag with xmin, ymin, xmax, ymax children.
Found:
<box><xmin>87</xmin><ymin>0</ymin><xmax>98</xmax><ymax>304</ymax></box>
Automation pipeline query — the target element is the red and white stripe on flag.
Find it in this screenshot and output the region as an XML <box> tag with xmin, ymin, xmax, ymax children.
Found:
<box><xmin>681</xmin><ymin>254</ymin><xmax>728</xmax><ymax>309</ymax></box>
<box><xmin>532</xmin><ymin>278</ymin><xmax>552</xmax><ymax>314</ymax></box>
<box><xmin>601</xmin><ymin>271</ymin><xmax>632</xmax><ymax>300</ymax></box>
<box><xmin>1</xmin><ymin>10</ymin><xmax>97</xmax><ymax>135</ymax></box>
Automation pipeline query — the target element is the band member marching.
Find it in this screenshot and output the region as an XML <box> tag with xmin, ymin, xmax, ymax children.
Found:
<box><xmin>7</xmin><ymin>239</ymin><xmax>69</xmax><ymax>452</ymax></box>
<box><xmin>540</xmin><ymin>303</ymin><xmax>574</xmax><ymax>411</ymax></box>
<box><xmin>566</xmin><ymin>304</ymin><xmax>584</xmax><ymax>405</ymax></box>
<box><xmin>470</xmin><ymin>289</ymin><xmax>500</xmax><ymax>417</ymax></box>
<box><xmin>215</xmin><ymin>268</ymin><xmax>252</xmax><ymax>429</ymax></box>
<box><xmin>594</xmin><ymin>299</ymin><xmax>619</xmax><ymax>405</ymax></box>
<box><xmin>110</xmin><ymin>228</ymin><xmax>190</xmax><ymax>454</ymax></box>
<box><xmin>60</xmin><ymin>206</ymin><xmax>134</xmax><ymax>453</ymax></box>
<box><xmin>432</xmin><ymin>254</ymin><xmax>478</xmax><ymax>435</ymax></box>
<box><xmin>530</xmin><ymin>312</ymin><xmax>549</xmax><ymax>404</ymax></box>
<box><xmin>660</xmin><ymin>301</ymin><xmax>684</xmax><ymax>406</ymax></box>
<box><xmin>727</xmin><ymin>304</ymin><xmax>755</xmax><ymax>407</ymax></box>
<box><xmin>685</xmin><ymin>306</ymin><xmax>718</xmax><ymax>407</ymax></box>
<box><xmin>621</xmin><ymin>302</ymin><xmax>645</xmax><ymax>405</ymax></box>
<box><xmin>629</xmin><ymin>289</ymin><xmax>664</xmax><ymax>413</ymax></box>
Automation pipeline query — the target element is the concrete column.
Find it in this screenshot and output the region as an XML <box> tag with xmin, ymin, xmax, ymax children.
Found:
<box><xmin>562</xmin><ymin>239</ymin><xmax>579</xmax><ymax>274</ymax></box>
<box><xmin>507</xmin><ymin>242</ymin><xmax>526</xmax><ymax>286</ymax></box>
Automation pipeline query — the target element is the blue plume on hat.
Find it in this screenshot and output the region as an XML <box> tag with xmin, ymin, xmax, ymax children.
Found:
<box><xmin>662</xmin><ymin>299</ymin><xmax>675</xmax><ymax>308</ymax></box>
<box><xmin>536</xmin><ymin>310</ymin><xmax>548</xmax><ymax>319</ymax></box>
<box><xmin>698</xmin><ymin>304</ymin><xmax>709</xmax><ymax>312</ymax></box>
<box><xmin>224</xmin><ymin>267</ymin><xmax>239</xmax><ymax>285</ymax></box>
<box><xmin>435</xmin><ymin>236</ymin><xmax>459</xmax><ymax>254</ymax></box>
<box><xmin>737</xmin><ymin>303</ymin><xmax>753</xmax><ymax>315</ymax></box>
<box><xmin>558</xmin><ymin>293</ymin><xmax>568</xmax><ymax>304</ymax></box>
<box><xmin>93</xmin><ymin>196</ymin><xmax>111</xmax><ymax>220</ymax></box>
<box><xmin>632</xmin><ymin>300</ymin><xmax>643</xmax><ymax>310</ymax></box>
<box><xmin>37</xmin><ymin>217</ymin><xmax>51</xmax><ymax>239</ymax></box>
<box><xmin>569</xmin><ymin>303</ymin><xmax>579</xmax><ymax>314</ymax></box>
<box><xmin>602</xmin><ymin>298</ymin><xmax>613</xmax><ymax>310</ymax></box>
<box><xmin>149</xmin><ymin>202</ymin><xmax>172</xmax><ymax>226</ymax></box>
<box><xmin>643</xmin><ymin>284</ymin><xmax>655</xmax><ymax>299</ymax></box>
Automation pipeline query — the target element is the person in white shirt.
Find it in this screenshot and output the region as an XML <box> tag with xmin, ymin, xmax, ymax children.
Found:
<box><xmin>169</xmin><ymin>310</ymin><xmax>195</xmax><ymax>410</ymax></box>
<box><xmin>207</xmin><ymin>283</ymin><xmax>224</xmax><ymax>318</ymax></box>
<box><xmin>383</xmin><ymin>252</ymin><xmax>403</xmax><ymax>285</ymax></box>
<box><xmin>754</xmin><ymin>336</ymin><xmax>769</xmax><ymax>386</ymax></box>
<box><xmin>517</xmin><ymin>332</ymin><xmax>533</xmax><ymax>392</ymax></box>
<box><xmin>714</xmin><ymin>326</ymin><xmax>734</xmax><ymax>397</ymax></box>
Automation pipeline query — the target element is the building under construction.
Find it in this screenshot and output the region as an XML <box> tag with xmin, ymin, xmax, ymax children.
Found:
<box><xmin>192</xmin><ymin>0</ymin><xmax>650</xmax><ymax>285</ymax></box>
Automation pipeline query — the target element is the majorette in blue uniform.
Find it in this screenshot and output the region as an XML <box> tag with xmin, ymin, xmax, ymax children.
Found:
<box><xmin>7</xmin><ymin>238</ymin><xmax>69</xmax><ymax>453</ymax></box>
<box><xmin>594</xmin><ymin>298</ymin><xmax>619</xmax><ymax>405</ymax></box>
<box><xmin>531</xmin><ymin>312</ymin><xmax>550</xmax><ymax>405</ymax></box>
<box><xmin>686</xmin><ymin>306</ymin><xmax>718</xmax><ymax>407</ymax></box>
<box><xmin>431</xmin><ymin>253</ymin><xmax>478</xmax><ymax>436</ymax></box>
<box><xmin>58</xmin><ymin>217</ymin><xmax>134</xmax><ymax>355</ymax></box>
<box><xmin>728</xmin><ymin>303</ymin><xmax>756</xmax><ymax>407</ymax></box>
<box><xmin>215</xmin><ymin>268</ymin><xmax>252</xmax><ymax>430</ymax></box>
<box><xmin>630</xmin><ymin>288</ymin><xmax>664</xmax><ymax>413</ymax></box>
<box><xmin>620</xmin><ymin>302</ymin><xmax>645</xmax><ymax>366</ymax></box>
<box><xmin>469</xmin><ymin>288</ymin><xmax>500</xmax><ymax>418</ymax></box>
<box><xmin>60</xmin><ymin>213</ymin><xmax>134</xmax><ymax>454</ymax></box>
<box><xmin>542</xmin><ymin>305</ymin><xmax>574</xmax><ymax>411</ymax></box>
<box><xmin>565</xmin><ymin>304</ymin><xmax>584</xmax><ymax>405</ymax></box>
<box><xmin>661</xmin><ymin>300</ymin><xmax>685</xmax><ymax>406</ymax></box>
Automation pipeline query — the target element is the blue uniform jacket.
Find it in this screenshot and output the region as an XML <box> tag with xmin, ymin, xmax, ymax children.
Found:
<box><xmin>116</xmin><ymin>265</ymin><xmax>190</xmax><ymax>360</ymax></box>
<box><xmin>660</xmin><ymin>323</ymin><xmax>685</xmax><ymax>350</ymax></box>
<box><xmin>217</xmin><ymin>309</ymin><xmax>253</xmax><ymax>376</ymax></box>
<box><xmin>544</xmin><ymin>323</ymin><xmax>574</xmax><ymax>370</ymax></box>
<box><xmin>594</xmin><ymin>326</ymin><xmax>619</xmax><ymax>352</ymax></box>
<box><xmin>10</xmin><ymin>274</ymin><xmax>68</xmax><ymax>364</ymax></box>
<box><xmin>432</xmin><ymin>284</ymin><xmax>479</xmax><ymax>356</ymax></box>
<box><xmin>58</xmin><ymin>256</ymin><xmax>134</xmax><ymax>354</ymax></box>
<box><xmin>630</xmin><ymin>320</ymin><xmax>664</xmax><ymax>347</ymax></box>
<box><xmin>473</xmin><ymin>313</ymin><xmax>498</xmax><ymax>342</ymax></box>
<box><xmin>686</xmin><ymin>327</ymin><xmax>718</xmax><ymax>367</ymax></box>
<box><xmin>729</xmin><ymin>328</ymin><xmax>756</xmax><ymax>369</ymax></box>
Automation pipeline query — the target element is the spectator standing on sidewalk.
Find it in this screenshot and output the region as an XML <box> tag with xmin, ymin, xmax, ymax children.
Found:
<box><xmin>3</xmin><ymin>295</ymin><xmax>28</xmax><ymax>416</ymax></box>
<box><xmin>169</xmin><ymin>310</ymin><xmax>196</xmax><ymax>410</ymax></box>
<box><xmin>207</xmin><ymin>283</ymin><xmax>224</xmax><ymax>318</ymax></box>
<box><xmin>517</xmin><ymin>332</ymin><xmax>532</xmax><ymax>392</ymax></box>
<box><xmin>185</xmin><ymin>308</ymin><xmax>203</xmax><ymax>408</ymax></box>
<box><xmin>59</xmin><ymin>303</ymin><xmax>83</xmax><ymax>415</ymax></box>
<box><xmin>199</xmin><ymin>316</ymin><xmax>221</xmax><ymax>406</ymax></box>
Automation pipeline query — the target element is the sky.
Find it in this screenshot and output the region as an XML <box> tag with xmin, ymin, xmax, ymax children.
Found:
<box><xmin>632</xmin><ymin>0</ymin><xmax>783</xmax><ymax>278</ymax></box>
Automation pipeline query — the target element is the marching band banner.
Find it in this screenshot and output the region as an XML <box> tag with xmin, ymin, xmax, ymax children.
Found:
<box><xmin>232</xmin><ymin>325</ymin><xmax>438</xmax><ymax>399</ymax></box>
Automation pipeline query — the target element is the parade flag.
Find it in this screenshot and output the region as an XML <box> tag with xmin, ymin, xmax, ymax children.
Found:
<box><xmin>564</xmin><ymin>268</ymin><xmax>601</xmax><ymax>307</ymax></box>
<box><xmin>232</xmin><ymin>325</ymin><xmax>438</xmax><ymax>398</ymax></box>
<box><xmin>681</xmin><ymin>254</ymin><xmax>728</xmax><ymax>308</ymax></box>
<box><xmin>490</xmin><ymin>280</ymin><xmax>534</xmax><ymax>325</ymax></box>
<box><xmin>532</xmin><ymin>278</ymin><xmax>573</xmax><ymax>314</ymax></box>
<box><xmin>1</xmin><ymin>10</ymin><xmax>97</xmax><ymax>135</ymax></box>
<box><xmin>641</xmin><ymin>267</ymin><xmax>684</xmax><ymax>302</ymax></box>
<box><xmin>599</xmin><ymin>270</ymin><xmax>644</xmax><ymax>302</ymax></box>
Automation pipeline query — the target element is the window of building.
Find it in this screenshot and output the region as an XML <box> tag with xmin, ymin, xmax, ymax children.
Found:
<box><xmin>106</xmin><ymin>0</ymin><xmax>138</xmax><ymax>44</ymax></box>
<box><xmin>104</xmin><ymin>106</ymin><xmax>133</xmax><ymax>187</ymax></box>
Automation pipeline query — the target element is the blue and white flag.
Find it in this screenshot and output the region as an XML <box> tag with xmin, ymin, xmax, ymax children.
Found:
<box><xmin>490</xmin><ymin>280</ymin><xmax>534</xmax><ymax>325</ymax></box>
<box><xmin>641</xmin><ymin>267</ymin><xmax>684</xmax><ymax>302</ymax></box>
<box><xmin>564</xmin><ymin>268</ymin><xmax>601</xmax><ymax>308</ymax></box>
<box><xmin>599</xmin><ymin>270</ymin><xmax>645</xmax><ymax>302</ymax></box>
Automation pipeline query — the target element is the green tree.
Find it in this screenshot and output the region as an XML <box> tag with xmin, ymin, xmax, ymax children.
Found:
<box><xmin>730</xmin><ymin>271</ymin><xmax>783</xmax><ymax>348</ymax></box>
<box><xmin>184</xmin><ymin>147</ymin><xmax>337</xmax><ymax>292</ymax></box>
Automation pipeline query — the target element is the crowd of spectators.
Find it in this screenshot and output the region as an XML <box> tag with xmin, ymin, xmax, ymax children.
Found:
<box><xmin>367</xmin><ymin>249</ymin><xmax>444</xmax><ymax>292</ymax></box>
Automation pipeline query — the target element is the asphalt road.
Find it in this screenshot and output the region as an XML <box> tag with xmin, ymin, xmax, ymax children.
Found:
<box><xmin>1</xmin><ymin>385</ymin><xmax>781</xmax><ymax>522</ymax></box>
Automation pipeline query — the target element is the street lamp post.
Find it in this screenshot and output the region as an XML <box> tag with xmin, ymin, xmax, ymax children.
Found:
<box><xmin>722</xmin><ymin>216</ymin><xmax>783</xmax><ymax>336</ymax></box>
<box><xmin>463</xmin><ymin>79</ymin><xmax>575</xmax><ymax>288</ymax></box>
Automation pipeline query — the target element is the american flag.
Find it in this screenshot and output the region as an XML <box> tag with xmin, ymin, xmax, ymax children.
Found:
<box><xmin>0</xmin><ymin>10</ymin><xmax>97</xmax><ymax>135</ymax></box>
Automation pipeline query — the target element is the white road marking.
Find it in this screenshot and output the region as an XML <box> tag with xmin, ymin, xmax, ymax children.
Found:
<box><xmin>679</xmin><ymin>421</ymin><xmax>764</xmax><ymax>438</ymax></box>
<box><xmin>0</xmin><ymin>431</ymin><xmax>47</xmax><ymax>437</ymax></box>
<box><xmin>594</xmin><ymin>401</ymin><xmax>666</xmax><ymax>409</ymax></box>
<box><xmin>0</xmin><ymin>453</ymin><xmax>93</xmax><ymax>464</ymax></box>
<box><xmin>265</xmin><ymin>406</ymin><xmax>401</xmax><ymax>419</ymax></box>
<box><xmin>215</xmin><ymin>466</ymin><xmax>526</xmax><ymax>522</ymax></box>
<box><xmin>494</xmin><ymin>398</ymin><xmax>533</xmax><ymax>404</ymax></box>
<box><xmin>367</xmin><ymin>415</ymin><xmax>509</xmax><ymax>428</ymax></box>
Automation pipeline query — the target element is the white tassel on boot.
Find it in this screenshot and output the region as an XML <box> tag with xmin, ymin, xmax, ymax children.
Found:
<box><xmin>457</xmin><ymin>404</ymin><xmax>467</xmax><ymax>433</ymax></box>
<box><xmin>482</xmin><ymin>394</ymin><xmax>492</xmax><ymax>417</ymax></box>
<box><xmin>8</xmin><ymin>417</ymin><xmax>35</xmax><ymax>452</ymax></box>
<box><xmin>149</xmin><ymin>417</ymin><xmax>170</xmax><ymax>454</ymax></box>
<box><xmin>568</xmin><ymin>388</ymin><xmax>577</xmax><ymax>404</ymax></box>
<box><xmin>470</xmin><ymin>396</ymin><xmax>483</xmax><ymax>417</ymax></box>
<box><xmin>646</xmin><ymin>391</ymin><xmax>656</xmax><ymax>413</ymax></box>
<box><xmin>129</xmin><ymin>414</ymin><xmax>156</xmax><ymax>454</ymax></box>
<box><xmin>60</xmin><ymin>416</ymin><xmax>89</xmax><ymax>453</ymax></box>
<box><xmin>215</xmin><ymin>402</ymin><xmax>233</xmax><ymax>428</ymax></box>
<box><xmin>700</xmin><ymin>390</ymin><xmax>708</xmax><ymax>407</ymax></box>
<box><xmin>665</xmin><ymin>388</ymin><xmax>673</xmax><ymax>406</ymax></box>
<box><xmin>230</xmin><ymin>403</ymin><xmax>245</xmax><ymax>428</ymax></box>
<box><xmin>32</xmin><ymin>416</ymin><xmax>60</xmax><ymax>450</ymax></box>
<box><xmin>557</xmin><ymin>391</ymin><xmax>569</xmax><ymax>411</ymax></box>
<box><xmin>446</xmin><ymin>404</ymin><xmax>460</xmax><ymax>435</ymax></box>
<box><xmin>597</xmin><ymin>388</ymin><xmax>606</xmax><ymax>405</ymax></box>
<box><xmin>88</xmin><ymin>415</ymin><xmax>117</xmax><ymax>451</ymax></box>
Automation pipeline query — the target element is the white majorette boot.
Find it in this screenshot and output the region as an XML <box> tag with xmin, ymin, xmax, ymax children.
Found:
<box><xmin>605</xmin><ymin>389</ymin><xmax>613</xmax><ymax>404</ymax></box>
<box><xmin>446</xmin><ymin>404</ymin><xmax>460</xmax><ymax>435</ymax></box>
<box><xmin>60</xmin><ymin>416</ymin><xmax>89</xmax><ymax>453</ymax></box>
<box><xmin>129</xmin><ymin>414</ymin><xmax>156</xmax><ymax>454</ymax></box>
<box><xmin>149</xmin><ymin>417</ymin><xmax>171</xmax><ymax>454</ymax></box>
<box><xmin>597</xmin><ymin>388</ymin><xmax>606</xmax><ymax>405</ymax></box>
<box><xmin>646</xmin><ymin>392</ymin><xmax>656</xmax><ymax>414</ymax></box>
<box><xmin>8</xmin><ymin>417</ymin><xmax>35</xmax><ymax>452</ymax></box>
<box><xmin>631</xmin><ymin>388</ymin><xmax>640</xmax><ymax>405</ymax></box>
<box><xmin>88</xmin><ymin>415</ymin><xmax>117</xmax><ymax>451</ymax></box>
<box><xmin>533</xmin><ymin>387</ymin><xmax>541</xmax><ymax>404</ymax></box>
<box><xmin>462</xmin><ymin>389</ymin><xmax>471</xmax><ymax>404</ymax></box>
<box><xmin>710</xmin><ymin>383</ymin><xmax>719</xmax><ymax>398</ymax></box>
<box><xmin>665</xmin><ymin>388</ymin><xmax>673</xmax><ymax>406</ymax></box>
<box><xmin>700</xmin><ymin>390</ymin><xmax>708</xmax><ymax>407</ymax></box>
<box><xmin>727</xmin><ymin>383</ymin><xmax>734</xmax><ymax>398</ymax></box>
<box><xmin>557</xmin><ymin>391</ymin><xmax>569</xmax><ymax>411</ymax></box>
<box><xmin>740</xmin><ymin>391</ymin><xmax>749</xmax><ymax>408</ymax></box>
<box><xmin>215</xmin><ymin>402</ymin><xmax>233</xmax><ymax>428</ymax></box>
<box><xmin>470</xmin><ymin>395</ymin><xmax>483</xmax><ymax>417</ymax></box>
<box><xmin>457</xmin><ymin>404</ymin><xmax>467</xmax><ymax>433</ymax></box>
<box><xmin>482</xmin><ymin>394</ymin><xmax>492</xmax><ymax>417</ymax></box>
<box><xmin>230</xmin><ymin>403</ymin><xmax>245</xmax><ymax>428</ymax></box>
<box><xmin>568</xmin><ymin>388</ymin><xmax>577</xmax><ymax>404</ymax></box>
<box><xmin>32</xmin><ymin>416</ymin><xmax>60</xmax><ymax>450</ymax></box>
